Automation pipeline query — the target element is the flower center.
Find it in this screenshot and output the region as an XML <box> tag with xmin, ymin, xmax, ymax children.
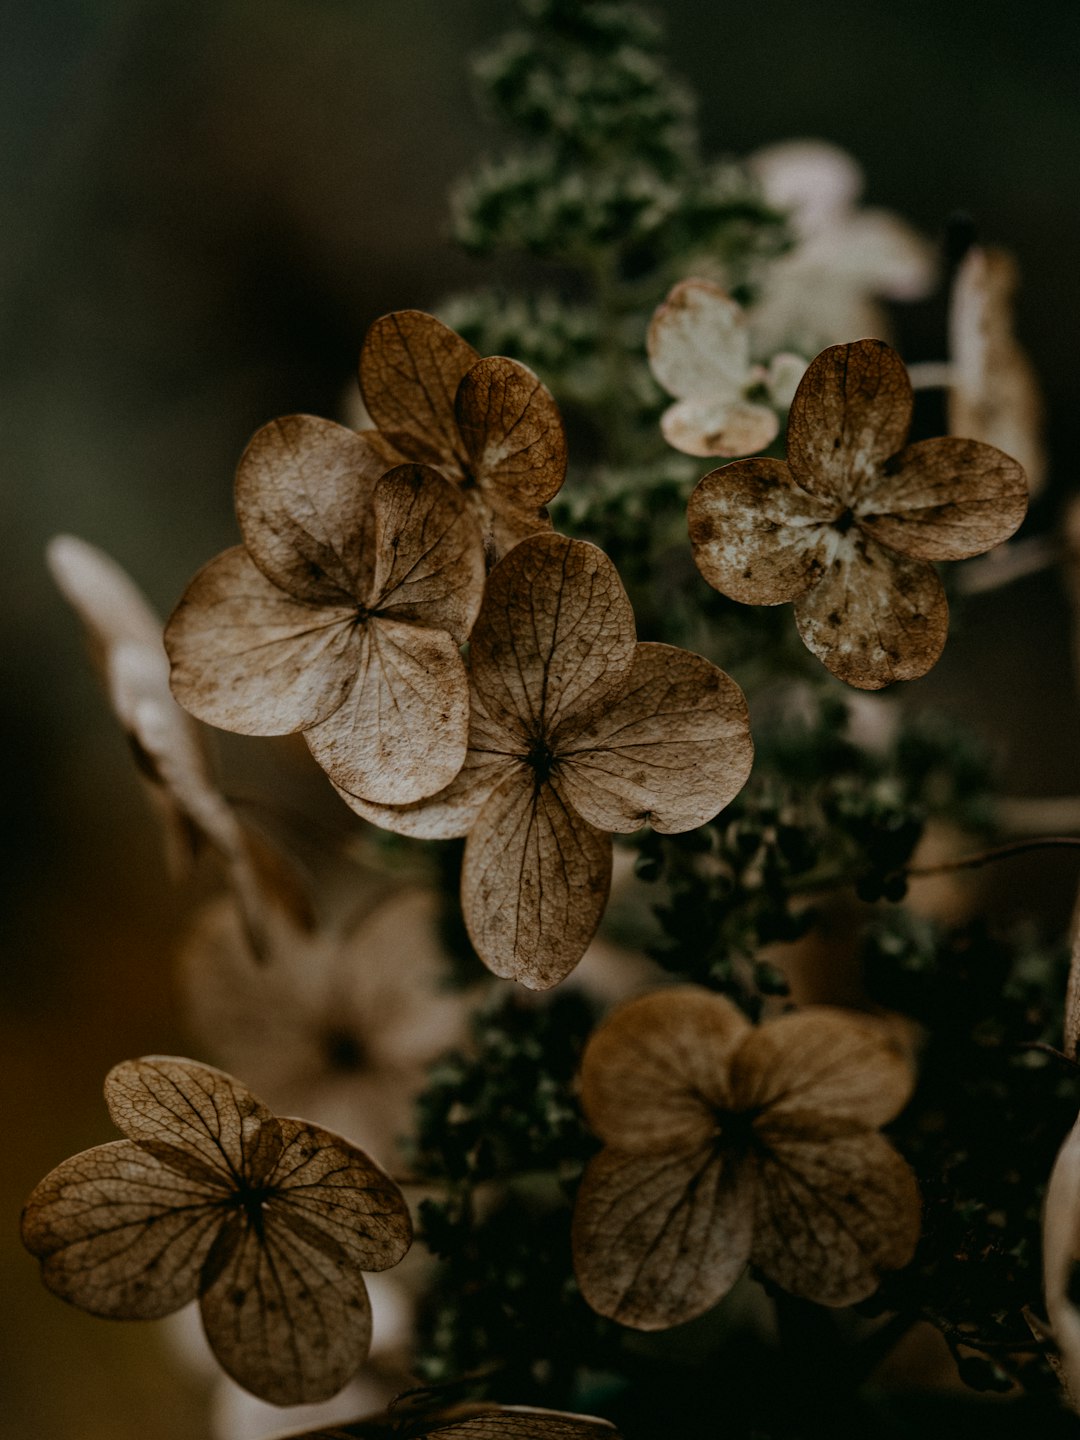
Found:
<box><xmin>526</xmin><ymin>738</ymin><xmax>557</xmax><ymax>785</ymax></box>
<box><xmin>321</xmin><ymin>1026</ymin><xmax>368</xmax><ymax>1074</ymax></box>
<box><xmin>713</xmin><ymin>1107</ymin><xmax>761</xmax><ymax>1155</ymax></box>
<box><xmin>833</xmin><ymin>507</ymin><xmax>857</xmax><ymax>535</ymax></box>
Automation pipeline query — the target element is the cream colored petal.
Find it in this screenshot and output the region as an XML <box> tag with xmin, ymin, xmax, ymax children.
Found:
<box><xmin>359</xmin><ymin>309</ymin><xmax>478</xmax><ymax>472</ymax></box>
<box><xmin>793</xmin><ymin>536</ymin><xmax>948</xmax><ymax>689</ymax></box>
<box><xmin>366</xmin><ymin>465</ymin><xmax>485</xmax><ymax>643</ymax></box>
<box><xmin>470</xmin><ymin>533</ymin><xmax>636</xmax><ymax>742</ymax></box>
<box><xmin>166</xmin><ymin>547</ymin><xmax>360</xmax><ymax>735</ymax></box>
<box><xmin>857</xmin><ymin>437</ymin><xmax>1028</xmax><ymax>561</ymax></box>
<box><xmin>825</xmin><ymin>211</ymin><xmax>936</xmax><ymax>299</ymax></box>
<box><xmin>104</xmin><ymin>1056</ymin><xmax>283</xmax><ymax>1187</ymax></box>
<box><xmin>579</xmin><ymin>988</ymin><xmax>751</xmax><ymax>1153</ymax></box>
<box><xmin>455</xmin><ymin>356</ymin><xmax>567</xmax><ymax>557</ymax></box>
<box><xmin>750</xmin><ymin>1132</ymin><xmax>921</xmax><ymax>1306</ymax></box>
<box><xmin>732</xmin><ymin>1007</ymin><xmax>916</xmax><ymax>1135</ymax></box>
<box><xmin>786</xmin><ymin>339</ymin><xmax>913</xmax><ymax>505</ymax></box>
<box><xmin>268</xmin><ymin>1120</ymin><xmax>412</xmax><ymax>1270</ymax></box>
<box><xmin>199</xmin><ymin>1210</ymin><xmax>374</xmax><ymax>1406</ymax></box>
<box><xmin>461</xmin><ymin>770</ymin><xmax>612</xmax><ymax>989</ymax></box>
<box><xmin>660</xmin><ymin>396</ymin><xmax>778</xmax><ymax>458</ymax></box>
<box><xmin>1043</xmin><ymin>1114</ymin><xmax>1080</xmax><ymax>1403</ymax></box>
<box><xmin>764</xmin><ymin>352</ymin><xmax>808</xmax><ymax>410</ymax></box>
<box><xmin>647</xmin><ymin>279</ymin><xmax>752</xmax><ymax>402</ymax></box>
<box><xmin>235</xmin><ymin>415</ymin><xmax>387</xmax><ymax>603</ymax></box>
<box><xmin>46</xmin><ymin>533</ymin><xmax>165</xmax><ymax>655</ymax></box>
<box><xmin>749</xmin><ymin>139</ymin><xmax>863</xmax><ymax>238</ymax></box>
<box><xmin>572</xmin><ymin>1144</ymin><xmax>753</xmax><ymax>1329</ymax></box>
<box><xmin>556</xmin><ymin>643</ymin><xmax>753</xmax><ymax>834</ymax></box>
<box><xmin>20</xmin><ymin>1139</ymin><xmax>224</xmax><ymax>1319</ymax></box>
<box><xmin>688</xmin><ymin>459</ymin><xmax>834</xmax><ymax>605</ymax></box>
<box><xmin>304</xmin><ymin>617</ymin><xmax>469</xmax><ymax>805</ymax></box>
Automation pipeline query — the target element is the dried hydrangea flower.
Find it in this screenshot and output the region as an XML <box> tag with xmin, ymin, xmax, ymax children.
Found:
<box><xmin>359</xmin><ymin>309</ymin><xmax>567</xmax><ymax>559</ymax></box>
<box><xmin>335</xmin><ymin>533</ymin><xmax>753</xmax><ymax>989</ymax></box>
<box><xmin>948</xmin><ymin>245</ymin><xmax>1046</xmax><ymax>498</ymax></box>
<box><xmin>746</xmin><ymin>139</ymin><xmax>936</xmax><ymax>355</ymax></box>
<box><xmin>572</xmin><ymin>988</ymin><xmax>921</xmax><ymax>1328</ymax></box>
<box><xmin>47</xmin><ymin>534</ymin><xmax>311</xmax><ymax>950</ymax></box>
<box><xmin>166</xmin><ymin>417</ymin><xmax>485</xmax><ymax>804</ymax></box>
<box><xmin>280</xmin><ymin>1402</ymin><xmax>619</xmax><ymax>1439</ymax></box>
<box><xmin>688</xmin><ymin>338</ymin><xmax>1029</xmax><ymax>688</ymax></box>
<box><xmin>1042</xmin><ymin>1112</ymin><xmax>1080</xmax><ymax>1409</ymax></box>
<box><xmin>20</xmin><ymin>1056</ymin><xmax>412</xmax><ymax>1405</ymax></box>
<box><xmin>180</xmin><ymin>886</ymin><xmax>472</xmax><ymax>1161</ymax></box>
<box><xmin>647</xmin><ymin>279</ymin><xmax>806</xmax><ymax>457</ymax></box>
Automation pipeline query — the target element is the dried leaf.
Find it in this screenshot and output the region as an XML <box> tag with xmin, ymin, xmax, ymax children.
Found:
<box><xmin>21</xmin><ymin>1057</ymin><xmax>411</xmax><ymax>1405</ymax></box>
<box><xmin>572</xmin><ymin>1144</ymin><xmax>754</xmax><ymax>1329</ymax></box>
<box><xmin>284</xmin><ymin>1402</ymin><xmax>619</xmax><ymax>1439</ymax></box>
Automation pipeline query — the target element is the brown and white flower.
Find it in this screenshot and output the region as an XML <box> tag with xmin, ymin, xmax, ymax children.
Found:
<box><xmin>572</xmin><ymin>988</ymin><xmax>921</xmax><ymax>1328</ymax></box>
<box><xmin>20</xmin><ymin>1056</ymin><xmax>413</xmax><ymax>1406</ymax></box>
<box><xmin>746</xmin><ymin>139</ymin><xmax>936</xmax><ymax>355</ymax></box>
<box><xmin>336</xmin><ymin>533</ymin><xmax>754</xmax><ymax>990</ymax></box>
<box><xmin>166</xmin><ymin>417</ymin><xmax>485</xmax><ymax>804</ymax></box>
<box><xmin>688</xmin><ymin>338</ymin><xmax>1029</xmax><ymax>688</ymax></box>
<box><xmin>647</xmin><ymin>279</ymin><xmax>805</xmax><ymax>457</ymax></box>
<box><xmin>359</xmin><ymin>309</ymin><xmax>567</xmax><ymax>560</ymax></box>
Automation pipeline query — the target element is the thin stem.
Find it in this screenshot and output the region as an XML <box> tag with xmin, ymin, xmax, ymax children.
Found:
<box><xmin>902</xmin><ymin>835</ymin><xmax>1080</xmax><ymax>877</ymax></box>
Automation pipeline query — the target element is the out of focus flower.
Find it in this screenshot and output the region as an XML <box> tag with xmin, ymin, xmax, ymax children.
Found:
<box><xmin>746</xmin><ymin>139</ymin><xmax>935</xmax><ymax>355</ymax></box>
<box><xmin>947</xmin><ymin>245</ymin><xmax>1046</xmax><ymax>497</ymax></box>
<box><xmin>180</xmin><ymin>886</ymin><xmax>472</xmax><ymax>1163</ymax></box>
<box><xmin>1041</xmin><ymin>1112</ymin><xmax>1080</xmax><ymax>1409</ymax></box>
<box><xmin>688</xmin><ymin>339</ymin><xmax>1028</xmax><ymax>688</ymax></box>
<box><xmin>572</xmin><ymin>988</ymin><xmax>921</xmax><ymax>1327</ymax></box>
<box><xmin>21</xmin><ymin>1057</ymin><xmax>412</xmax><ymax>1405</ymax></box>
<box><xmin>647</xmin><ymin>279</ymin><xmax>805</xmax><ymax>457</ymax></box>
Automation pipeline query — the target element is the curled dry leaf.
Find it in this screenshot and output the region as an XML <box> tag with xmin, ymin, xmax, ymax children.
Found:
<box><xmin>746</xmin><ymin>139</ymin><xmax>936</xmax><ymax>355</ymax></box>
<box><xmin>1043</xmin><ymin>1113</ymin><xmax>1080</xmax><ymax>1408</ymax></box>
<box><xmin>166</xmin><ymin>416</ymin><xmax>486</xmax><ymax>803</ymax></box>
<box><xmin>647</xmin><ymin>279</ymin><xmax>805</xmax><ymax>458</ymax></box>
<box><xmin>281</xmin><ymin>1401</ymin><xmax>619</xmax><ymax>1439</ymax></box>
<box><xmin>572</xmin><ymin>988</ymin><xmax>920</xmax><ymax>1328</ymax></box>
<box><xmin>948</xmin><ymin>245</ymin><xmax>1046</xmax><ymax>497</ymax></box>
<box><xmin>688</xmin><ymin>339</ymin><xmax>1029</xmax><ymax>688</ymax></box>
<box><xmin>335</xmin><ymin>533</ymin><xmax>753</xmax><ymax>989</ymax></box>
<box><xmin>20</xmin><ymin>1056</ymin><xmax>412</xmax><ymax>1405</ymax></box>
<box><xmin>46</xmin><ymin>535</ymin><xmax>312</xmax><ymax>949</ymax></box>
<box><xmin>358</xmin><ymin>310</ymin><xmax>567</xmax><ymax>559</ymax></box>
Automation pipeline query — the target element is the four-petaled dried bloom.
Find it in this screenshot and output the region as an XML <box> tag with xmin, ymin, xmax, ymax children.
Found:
<box><xmin>746</xmin><ymin>139</ymin><xmax>936</xmax><ymax>355</ymax></box>
<box><xmin>20</xmin><ymin>1057</ymin><xmax>412</xmax><ymax>1405</ymax></box>
<box><xmin>281</xmin><ymin>1401</ymin><xmax>619</xmax><ymax>1439</ymax></box>
<box><xmin>165</xmin><ymin>417</ymin><xmax>485</xmax><ymax>803</ymax></box>
<box><xmin>647</xmin><ymin>279</ymin><xmax>806</xmax><ymax>458</ymax></box>
<box><xmin>948</xmin><ymin>245</ymin><xmax>1046</xmax><ymax>497</ymax></box>
<box><xmin>337</xmin><ymin>533</ymin><xmax>754</xmax><ymax>989</ymax></box>
<box><xmin>359</xmin><ymin>309</ymin><xmax>568</xmax><ymax>560</ymax></box>
<box><xmin>687</xmin><ymin>338</ymin><xmax>1029</xmax><ymax>688</ymax></box>
<box><xmin>572</xmin><ymin>989</ymin><xmax>921</xmax><ymax>1328</ymax></box>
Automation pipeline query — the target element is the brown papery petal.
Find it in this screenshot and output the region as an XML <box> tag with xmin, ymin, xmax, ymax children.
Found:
<box><xmin>456</xmin><ymin>356</ymin><xmax>567</xmax><ymax>555</ymax></box>
<box><xmin>572</xmin><ymin>1144</ymin><xmax>753</xmax><ymax>1329</ymax></box>
<box><xmin>461</xmin><ymin>770</ymin><xmax>612</xmax><ymax>989</ymax></box>
<box><xmin>579</xmin><ymin>988</ymin><xmax>751</xmax><ymax>1153</ymax></box>
<box><xmin>359</xmin><ymin>310</ymin><xmax>478</xmax><ymax>472</ymax></box>
<box><xmin>20</xmin><ymin>1139</ymin><xmax>223</xmax><ymax>1319</ymax></box>
<box><xmin>750</xmin><ymin>1132</ymin><xmax>921</xmax><ymax>1306</ymax></box>
<box><xmin>235</xmin><ymin>415</ymin><xmax>388</xmax><ymax>604</ymax></box>
<box><xmin>659</xmin><ymin>397</ymin><xmax>778</xmax><ymax>459</ymax></box>
<box><xmin>687</xmin><ymin>459</ymin><xmax>834</xmax><ymax>604</ymax></box>
<box><xmin>286</xmin><ymin>1404</ymin><xmax>620</xmax><ymax>1438</ymax></box>
<box><xmin>470</xmin><ymin>533</ymin><xmax>636</xmax><ymax>743</ymax></box>
<box><xmin>367</xmin><ymin>465</ymin><xmax>485</xmax><ymax>644</ymax></box>
<box><xmin>333</xmin><ymin>686</ymin><xmax>519</xmax><ymax>838</ymax></box>
<box><xmin>556</xmin><ymin>643</ymin><xmax>753</xmax><ymax>834</ymax></box>
<box><xmin>304</xmin><ymin>617</ymin><xmax>469</xmax><ymax>804</ymax></box>
<box><xmin>270</xmin><ymin>1119</ymin><xmax>412</xmax><ymax>1272</ymax></box>
<box><xmin>786</xmin><ymin>340</ymin><xmax>913</xmax><ymax>505</ymax></box>
<box><xmin>1043</xmin><ymin>1115</ymin><xmax>1080</xmax><ymax>1402</ymax></box>
<box><xmin>198</xmin><ymin>1208</ymin><xmax>374</xmax><ymax>1405</ymax></box>
<box><xmin>105</xmin><ymin>1056</ymin><xmax>282</xmax><ymax>1188</ymax></box>
<box><xmin>166</xmin><ymin>547</ymin><xmax>360</xmax><ymax>734</ymax></box>
<box><xmin>732</xmin><ymin>1007</ymin><xmax>915</xmax><ymax>1136</ymax></box>
<box><xmin>793</xmin><ymin>537</ymin><xmax>948</xmax><ymax>689</ymax></box>
<box><xmin>856</xmin><ymin>437</ymin><xmax>1028</xmax><ymax>561</ymax></box>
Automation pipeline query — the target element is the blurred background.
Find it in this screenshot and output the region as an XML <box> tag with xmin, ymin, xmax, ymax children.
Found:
<box><xmin>4</xmin><ymin>1</ymin><xmax>1080</xmax><ymax>1434</ymax></box>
